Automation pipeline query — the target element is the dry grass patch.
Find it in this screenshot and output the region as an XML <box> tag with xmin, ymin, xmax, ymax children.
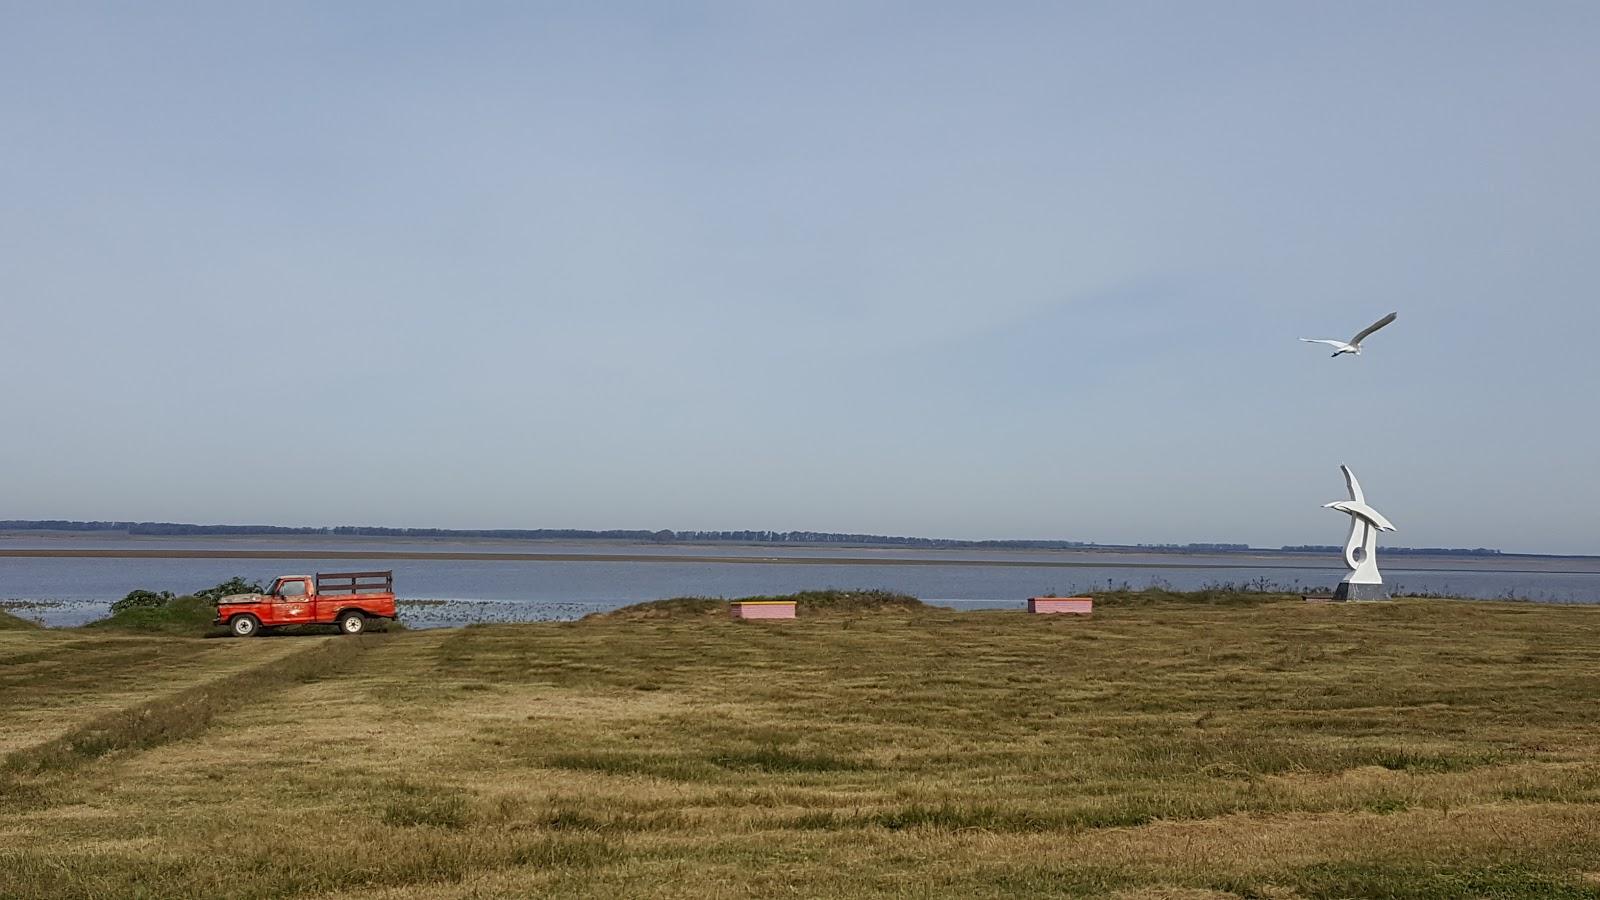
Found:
<box><xmin>3</xmin><ymin>597</ymin><xmax>1600</xmax><ymax>897</ymax></box>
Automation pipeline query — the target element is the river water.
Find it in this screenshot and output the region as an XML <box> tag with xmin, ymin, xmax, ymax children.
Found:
<box><xmin>3</xmin><ymin>535</ymin><xmax>1597</xmax><ymax>628</ymax></box>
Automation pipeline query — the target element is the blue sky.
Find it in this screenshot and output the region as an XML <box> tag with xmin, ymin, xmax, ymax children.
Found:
<box><xmin>3</xmin><ymin>2</ymin><xmax>1598</xmax><ymax>552</ymax></box>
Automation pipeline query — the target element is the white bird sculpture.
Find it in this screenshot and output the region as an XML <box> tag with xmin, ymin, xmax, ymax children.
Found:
<box><xmin>1324</xmin><ymin>464</ymin><xmax>1396</xmax><ymax>601</ymax></box>
<box><xmin>1300</xmin><ymin>311</ymin><xmax>1397</xmax><ymax>357</ymax></box>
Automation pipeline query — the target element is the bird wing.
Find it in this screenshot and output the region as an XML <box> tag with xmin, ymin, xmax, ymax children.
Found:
<box><xmin>1348</xmin><ymin>311</ymin><xmax>1397</xmax><ymax>345</ymax></box>
<box><xmin>1299</xmin><ymin>338</ymin><xmax>1348</xmax><ymax>348</ymax></box>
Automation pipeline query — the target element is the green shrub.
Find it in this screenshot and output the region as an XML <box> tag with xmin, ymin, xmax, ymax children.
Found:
<box><xmin>109</xmin><ymin>589</ymin><xmax>175</xmax><ymax>615</ymax></box>
<box><xmin>94</xmin><ymin>578</ymin><xmax>266</xmax><ymax>634</ymax></box>
<box><xmin>194</xmin><ymin>577</ymin><xmax>264</xmax><ymax>603</ymax></box>
<box><xmin>86</xmin><ymin>594</ymin><xmax>220</xmax><ymax>635</ymax></box>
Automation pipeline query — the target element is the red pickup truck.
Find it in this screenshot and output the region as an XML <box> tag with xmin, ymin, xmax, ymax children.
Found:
<box><xmin>215</xmin><ymin>571</ymin><xmax>398</xmax><ymax>637</ymax></box>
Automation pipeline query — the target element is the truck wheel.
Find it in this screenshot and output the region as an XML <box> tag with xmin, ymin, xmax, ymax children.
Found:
<box><xmin>230</xmin><ymin>615</ymin><xmax>260</xmax><ymax>638</ymax></box>
<box><xmin>338</xmin><ymin>612</ymin><xmax>366</xmax><ymax>635</ymax></box>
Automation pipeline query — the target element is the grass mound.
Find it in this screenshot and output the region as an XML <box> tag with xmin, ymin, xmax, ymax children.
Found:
<box><xmin>764</xmin><ymin>588</ymin><xmax>923</xmax><ymax>613</ymax></box>
<box><xmin>0</xmin><ymin>608</ymin><xmax>41</xmax><ymax>630</ymax></box>
<box><xmin>82</xmin><ymin>594</ymin><xmax>220</xmax><ymax>636</ymax></box>
<box><xmin>591</xmin><ymin>589</ymin><xmax>925</xmax><ymax>621</ymax></box>
<box><xmin>1091</xmin><ymin>583</ymin><xmax>1304</xmax><ymax>607</ymax></box>
<box><xmin>594</xmin><ymin>596</ymin><xmax>730</xmax><ymax>620</ymax></box>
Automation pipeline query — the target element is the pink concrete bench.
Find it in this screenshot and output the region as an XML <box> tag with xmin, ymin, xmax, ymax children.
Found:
<box><xmin>730</xmin><ymin>600</ymin><xmax>796</xmax><ymax>620</ymax></box>
<box><xmin>1027</xmin><ymin>596</ymin><xmax>1093</xmax><ymax>614</ymax></box>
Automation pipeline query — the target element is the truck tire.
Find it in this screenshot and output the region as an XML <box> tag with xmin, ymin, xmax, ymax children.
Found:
<box><xmin>230</xmin><ymin>615</ymin><xmax>260</xmax><ymax>638</ymax></box>
<box><xmin>337</xmin><ymin>611</ymin><xmax>366</xmax><ymax>635</ymax></box>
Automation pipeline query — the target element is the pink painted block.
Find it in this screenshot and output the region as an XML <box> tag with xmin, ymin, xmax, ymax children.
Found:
<box><xmin>730</xmin><ymin>601</ymin><xmax>796</xmax><ymax>620</ymax></box>
<box><xmin>1027</xmin><ymin>596</ymin><xmax>1093</xmax><ymax>615</ymax></box>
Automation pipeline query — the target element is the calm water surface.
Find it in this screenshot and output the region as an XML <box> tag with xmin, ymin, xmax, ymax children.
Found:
<box><xmin>3</xmin><ymin>536</ymin><xmax>1597</xmax><ymax>628</ymax></box>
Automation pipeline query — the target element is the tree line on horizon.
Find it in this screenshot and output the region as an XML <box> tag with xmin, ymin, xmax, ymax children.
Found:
<box><xmin>1279</xmin><ymin>544</ymin><xmax>1503</xmax><ymax>556</ymax></box>
<box><xmin>0</xmin><ymin>520</ymin><xmax>1097</xmax><ymax>549</ymax></box>
<box><xmin>0</xmin><ymin>520</ymin><xmax>1504</xmax><ymax>555</ymax></box>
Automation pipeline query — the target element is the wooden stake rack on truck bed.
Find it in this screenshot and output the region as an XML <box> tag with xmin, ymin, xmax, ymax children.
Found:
<box><xmin>315</xmin><ymin>571</ymin><xmax>394</xmax><ymax>595</ymax></box>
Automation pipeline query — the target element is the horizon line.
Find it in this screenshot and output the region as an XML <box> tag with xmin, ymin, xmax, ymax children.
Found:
<box><xmin>0</xmin><ymin>519</ymin><xmax>1556</xmax><ymax>559</ymax></box>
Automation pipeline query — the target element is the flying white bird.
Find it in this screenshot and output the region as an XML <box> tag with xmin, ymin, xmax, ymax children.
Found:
<box><xmin>1300</xmin><ymin>311</ymin><xmax>1397</xmax><ymax>357</ymax></box>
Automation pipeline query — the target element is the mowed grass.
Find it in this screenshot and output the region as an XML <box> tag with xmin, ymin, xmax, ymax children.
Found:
<box><xmin>0</xmin><ymin>626</ymin><xmax>310</xmax><ymax>756</ymax></box>
<box><xmin>3</xmin><ymin>594</ymin><xmax>1600</xmax><ymax>898</ymax></box>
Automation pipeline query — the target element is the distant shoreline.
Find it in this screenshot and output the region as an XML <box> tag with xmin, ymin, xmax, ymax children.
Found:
<box><xmin>0</xmin><ymin>548</ymin><xmax>1277</xmax><ymax>567</ymax></box>
<box><xmin>5</xmin><ymin>547</ymin><xmax>1600</xmax><ymax>577</ymax></box>
<box><xmin>0</xmin><ymin>521</ymin><xmax>1540</xmax><ymax>558</ymax></box>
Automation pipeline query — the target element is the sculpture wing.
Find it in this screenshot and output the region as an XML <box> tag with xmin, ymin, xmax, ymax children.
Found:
<box><xmin>1349</xmin><ymin>311</ymin><xmax>1397</xmax><ymax>345</ymax></box>
<box><xmin>1324</xmin><ymin>500</ymin><xmax>1396</xmax><ymax>532</ymax></box>
<box><xmin>1344</xmin><ymin>501</ymin><xmax>1396</xmax><ymax>531</ymax></box>
<box><xmin>1339</xmin><ymin>464</ymin><xmax>1365</xmax><ymax>503</ymax></box>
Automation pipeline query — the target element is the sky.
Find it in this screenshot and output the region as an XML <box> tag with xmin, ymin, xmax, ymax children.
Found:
<box><xmin>3</xmin><ymin>2</ymin><xmax>1598</xmax><ymax>553</ymax></box>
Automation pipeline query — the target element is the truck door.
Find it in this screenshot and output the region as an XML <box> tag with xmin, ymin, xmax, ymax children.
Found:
<box><xmin>271</xmin><ymin>578</ymin><xmax>314</xmax><ymax>626</ymax></box>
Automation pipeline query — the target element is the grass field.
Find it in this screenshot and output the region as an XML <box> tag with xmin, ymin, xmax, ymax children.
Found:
<box><xmin>4</xmin><ymin>592</ymin><xmax>1600</xmax><ymax>898</ymax></box>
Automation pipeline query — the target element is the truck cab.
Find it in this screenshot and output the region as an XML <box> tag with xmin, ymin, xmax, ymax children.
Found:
<box><xmin>214</xmin><ymin>571</ymin><xmax>398</xmax><ymax>637</ymax></box>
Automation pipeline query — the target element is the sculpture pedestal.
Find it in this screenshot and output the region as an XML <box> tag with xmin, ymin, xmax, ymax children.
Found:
<box><xmin>1332</xmin><ymin>582</ymin><xmax>1391</xmax><ymax>602</ymax></box>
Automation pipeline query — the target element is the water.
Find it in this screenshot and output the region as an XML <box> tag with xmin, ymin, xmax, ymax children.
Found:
<box><xmin>2</xmin><ymin>535</ymin><xmax>1597</xmax><ymax>628</ymax></box>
